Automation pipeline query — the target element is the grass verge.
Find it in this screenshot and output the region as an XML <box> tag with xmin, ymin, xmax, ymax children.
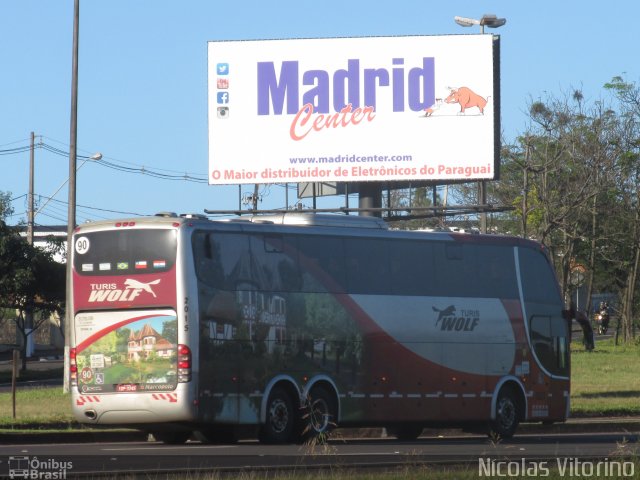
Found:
<box><xmin>570</xmin><ymin>337</ymin><xmax>640</xmax><ymax>416</ymax></box>
<box><xmin>0</xmin><ymin>386</ymin><xmax>74</xmax><ymax>427</ymax></box>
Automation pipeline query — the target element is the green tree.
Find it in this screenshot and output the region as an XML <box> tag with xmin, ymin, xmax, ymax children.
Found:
<box><xmin>0</xmin><ymin>195</ymin><xmax>65</xmax><ymax>371</ymax></box>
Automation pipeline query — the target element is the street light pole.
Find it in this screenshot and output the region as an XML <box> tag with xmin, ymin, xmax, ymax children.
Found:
<box><xmin>64</xmin><ymin>0</ymin><xmax>80</xmax><ymax>393</ymax></box>
<box><xmin>454</xmin><ymin>14</ymin><xmax>506</xmax><ymax>233</ymax></box>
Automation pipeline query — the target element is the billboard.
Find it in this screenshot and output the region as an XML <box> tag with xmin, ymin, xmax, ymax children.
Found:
<box><xmin>208</xmin><ymin>35</ymin><xmax>500</xmax><ymax>185</ymax></box>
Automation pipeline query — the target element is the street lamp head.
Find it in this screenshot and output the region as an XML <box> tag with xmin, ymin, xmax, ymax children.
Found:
<box><xmin>454</xmin><ymin>16</ymin><xmax>479</xmax><ymax>27</ymax></box>
<box><xmin>455</xmin><ymin>14</ymin><xmax>506</xmax><ymax>33</ymax></box>
<box><xmin>90</xmin><ymin>152</ymin><xmax>103</xmax><ymax>161</ymax></box>
<box><xmin>480</xmin><ymin>14</ymin><xmax>506</xmax><ymax>28</ymax></box>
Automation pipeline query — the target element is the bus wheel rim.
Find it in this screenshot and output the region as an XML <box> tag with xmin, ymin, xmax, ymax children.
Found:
<box><xmin>498</xmin><ymin>398</ymin><xmax>515</xmax><ymax>429</ymax></box>
<box><xmin>269</xmin><ymin>399</ymin><xmax>289</xmax><ymax>433</ymax></box>
<box><xmin>310</xmin><ymin>398</ymin><xmax>329</xmax><ymax>432</ymax></box>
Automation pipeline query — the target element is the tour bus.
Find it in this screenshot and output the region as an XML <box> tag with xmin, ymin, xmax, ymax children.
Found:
<box><xmin>69</xmin><ymin>212</ymin><xmax>570</xmax><ymax>444</ymax></box>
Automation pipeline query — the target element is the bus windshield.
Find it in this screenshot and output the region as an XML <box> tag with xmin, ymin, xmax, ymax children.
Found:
<box><xmin>73</xmin><ymin>229</ymin><xmax>177</xmax><ymax>276</ymax></box>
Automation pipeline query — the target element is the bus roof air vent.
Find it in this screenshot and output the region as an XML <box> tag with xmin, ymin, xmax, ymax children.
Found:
<box><xmin>180</xmin><ymin>213</ymin><xmax>209</xmax><ymax>221</ymax></box>
<box><xmin>249</xmin><ymin>213</ymin><xmax>388</xmax><ymax>229</ymax></box>
<box><xmin>155</xmin><ymin>211</ymin><xmax>179</xmax><ymax>218</ymax></box>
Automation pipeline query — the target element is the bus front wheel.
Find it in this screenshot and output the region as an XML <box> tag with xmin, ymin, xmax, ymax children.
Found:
<box><xmin>260</xmin><ymin>387</ymin><xmax>295</xmax><ymax>444</ymax></box>
<box><xmin>489</xmin><ymin>386</ymin><xmax>521</xmax><ymax>439</ymax></box>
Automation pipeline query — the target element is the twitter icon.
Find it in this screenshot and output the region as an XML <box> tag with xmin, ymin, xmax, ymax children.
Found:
<box><xmin>217</xmin><ymin>63</ymin><xmax>229</xmax><ymax>75</ymax></box>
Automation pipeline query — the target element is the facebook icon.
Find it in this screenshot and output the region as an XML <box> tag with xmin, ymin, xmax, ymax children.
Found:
<box><xmin>217</xmin><ymin>92</ymin><xmax>229</xmax><ymax>104</ymax></box>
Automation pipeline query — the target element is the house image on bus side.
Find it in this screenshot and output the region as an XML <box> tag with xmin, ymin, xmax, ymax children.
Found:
<box><xmin>228</xmin><ymin>247</ymin><xmax>287</xmax><ymax>353</ymax></box>
<box><xmin>127</xmin><ymin>323</ymin><xmax>175</xmax><ymax>361</ymax></box>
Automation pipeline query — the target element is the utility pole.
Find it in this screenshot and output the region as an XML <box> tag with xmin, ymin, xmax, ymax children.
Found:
<box><xmin>64</xmin><ymin>0</ymin><xmax>80</xmax><ymax>393</ymax></box>
<box><xmin>25</xmin><ymin>132</ymin><xmax>35</xmax><ymax>358</ymax></box>
<box><xmin>252</xmin><ymin>184</ymin><xmax>259</xmax><ymax>210</ymax></box>
<box><xmin>27</xmin><ymin>132</ymin><xmax>35</xmax><ymax>246</ymax></box>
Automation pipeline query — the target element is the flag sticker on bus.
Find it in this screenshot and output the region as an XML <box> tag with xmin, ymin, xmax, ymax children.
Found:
<box><xmin>82</xmin><ymin>264</ymin><xmax>94</xmax><ymax>272</ymax></box>
<box><xmin>135</xmin><ymin>261</ymin><xmax>148</xmax><ymax>269</ymax></box>
<box><xmin>117</xmin><ymin>262</ymin><xmax>129</xmax><ymax>270</ymax></box>
<box><xmin>99</xmin><ymin>263</ymin><xmax>111</xmax><ymax>271</ymax></box>
<box><xmin>153</xmin><ymin>260</ymin><xmax>166</xmax><ymax>268</ymax></box>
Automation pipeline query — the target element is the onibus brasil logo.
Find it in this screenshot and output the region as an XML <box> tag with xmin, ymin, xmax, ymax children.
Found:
<box><xmin>88</xmin><ymin>279</ymin><xmax>160</xmax><ymax>302</ymax></box>
<box><xmin>8</xmin><ymin>456</ymin><xmax>72</xmax><ymax>479</ymax></box>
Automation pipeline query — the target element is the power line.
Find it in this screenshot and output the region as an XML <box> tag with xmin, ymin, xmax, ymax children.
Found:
<box><xmin>0</xmin><ymin>138</ymin><xmax>31</xmax><ymax>148</ymax></box>
<box><xmin>36</xmin><ymin>211</ymin><xmax>67</xmax><ymax>223</ymax></box>
<box><xmin>1</xmin><ymin>137</ymin><xmax>209</xmax><ymax>184</ymax></box>
<box><xmin>43</xmin><ymin>196</ymin><xmax>144</xmax><ymax>217</ymax></box>
<box><xmin>0</xmin><ymin>145</ymin><xmax>31</xmax><ymax>155</ymax></box>
<box><xmin>39</xmin><ymin>143</ymin><xmax>208</xmax><ymax>183</ymax></box>
<box><xmin>41</xmin><ymin>136</ymin><xmax>209</xmax><ymax>182</ymax></box>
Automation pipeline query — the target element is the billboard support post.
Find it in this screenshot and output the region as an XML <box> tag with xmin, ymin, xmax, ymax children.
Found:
<box><xmin>454</xmin><ymin>14</ymin><xmax>506</xmax><ymax>233</ymax></box>
<box><xmin>358</xmin><ymin>182</ymin><xmax>382</xmax><ymax>218</ymax></box>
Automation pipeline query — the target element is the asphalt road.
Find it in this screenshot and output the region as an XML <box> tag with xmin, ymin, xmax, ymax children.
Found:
<box><xmin>0</xmin><ymin>432</ymin><xmax>638</xmax><ymax>478</ymax></box>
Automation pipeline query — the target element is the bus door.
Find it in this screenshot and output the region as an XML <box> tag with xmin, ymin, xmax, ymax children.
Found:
<box><xmin>518</xmin><ymin>246</ymin><xmax>570</xmax><ymax>420</ymax></box>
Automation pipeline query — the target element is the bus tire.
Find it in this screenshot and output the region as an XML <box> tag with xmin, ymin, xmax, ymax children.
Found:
<box><xmin>152</xmin><ymin>431</ymin><xmax>191</xmax><ymax>444</ymax></box>
<box><xmin>260</xmin><ymin>386</ymin><xmax>295</xmax><ymax>444</ymax></box>
<box><xmin>302</xmin><ymin>385</ymin><xmax>337</xmax><ymax>441</ymax></box>
<box><xmin>489</xmin><ymin>386</ymin><xmax>521</xmax><ymax>439</ymax></box>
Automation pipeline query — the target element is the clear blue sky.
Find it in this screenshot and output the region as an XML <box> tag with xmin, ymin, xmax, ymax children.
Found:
<box><xmin>2</xmin><ymin>1</ymin><xmax>639</xmax><ymax>226</ymax></box>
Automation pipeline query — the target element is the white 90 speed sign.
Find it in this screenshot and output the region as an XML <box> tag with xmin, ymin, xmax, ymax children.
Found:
<box><xmin>75</xmin><ymin>236</ymin><xmax>90</xmax><ymax>255</ymax></box>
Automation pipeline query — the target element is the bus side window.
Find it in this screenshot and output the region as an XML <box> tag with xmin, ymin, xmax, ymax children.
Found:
<box><xmin>193</xmin><ymin>232</ymin><xmax>219</xmax><ymax>287</ymax></box>
<box><xmin>551</xmin><ymin>316</ymin><xmax>569</xmax><ymax>372</ymax></box>
<box><xmin>390</xmin><ymin>241</ymin><xmax>434</xmax><ymax>296</ymax></box>
<box><xmin>519</xmin><ymin>247</ymin><xmax>562</xmax><ymax>303</ymax></box>
<box><xmin>298</xmin><ymin>235</ymin><xmax>346</xmax><ymax>293</ymax></box>
<box><xmin>475</xmin><ymin>245</ymin><xmax>519</xmax><ymax>299</ymax></box>
<box><xmin>530</xmin><ymin>315</ymin><xmax>552</xmax><ymax>366</ymax></box>
<box><xmin>432</xmin><ymin>242</ymin><xmax>477</xmax><ymax>297</ymax></box>
<box><xmin>345</xmin><ymin>238</ymin><xmax>390</xmax><ymax>294</ymax></box>
<box><xmin>248</xmin><ymin>234</ymin><xmax>301</xmax><ymax>292</ymax></box>
<box><xmin>530</xmin><ymin>315</ymin><xmax>568</xmax><ymax>376</ymax></box>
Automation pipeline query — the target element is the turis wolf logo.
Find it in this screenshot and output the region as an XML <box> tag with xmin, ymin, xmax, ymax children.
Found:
<box><xmin>124</xmin><ymin>279</ymin><xmax>161</xmax><ymax>298</ymax></box>
<box><xmin>433</xmin><ymin>305</ymin><xmax>456</xmax><ymax>326</ymax></box>
<box><xmin>88</xmin><ymin>279</ymin><xmax>161</xmax><ymax>302</ymax></box>
<box><xmin>432</xmin><ymin>305</ymin><xmax>480</xmax><ymax>332</ymax></box>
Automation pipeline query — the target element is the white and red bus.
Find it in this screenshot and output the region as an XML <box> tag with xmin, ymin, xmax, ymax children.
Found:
<box><xmin>69</xmin><ymin>212</ymin><xmax>569</xmax><ymax>443</ymax></box>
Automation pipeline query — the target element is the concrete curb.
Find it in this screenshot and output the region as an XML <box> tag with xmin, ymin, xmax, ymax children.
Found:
<box><xmin>0</xmin><ymin>429</ymin><xmax>148</xmax><ymax>445</ymax></box>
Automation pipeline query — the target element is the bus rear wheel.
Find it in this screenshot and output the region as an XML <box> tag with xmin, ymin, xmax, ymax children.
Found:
<box><xmin>302</xmin><ymin>386</ymin><xmax>337</xmax><ymax>441</ymax></box>
<box><xmin>489</xmin><ymin>386</ymin><xmax>521</xmax><ymax>439</ymax></box>
<box><xmin>260</xmin><ymin>387</ymin><xmax>295</xmax><ymax>444</ymax></box>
